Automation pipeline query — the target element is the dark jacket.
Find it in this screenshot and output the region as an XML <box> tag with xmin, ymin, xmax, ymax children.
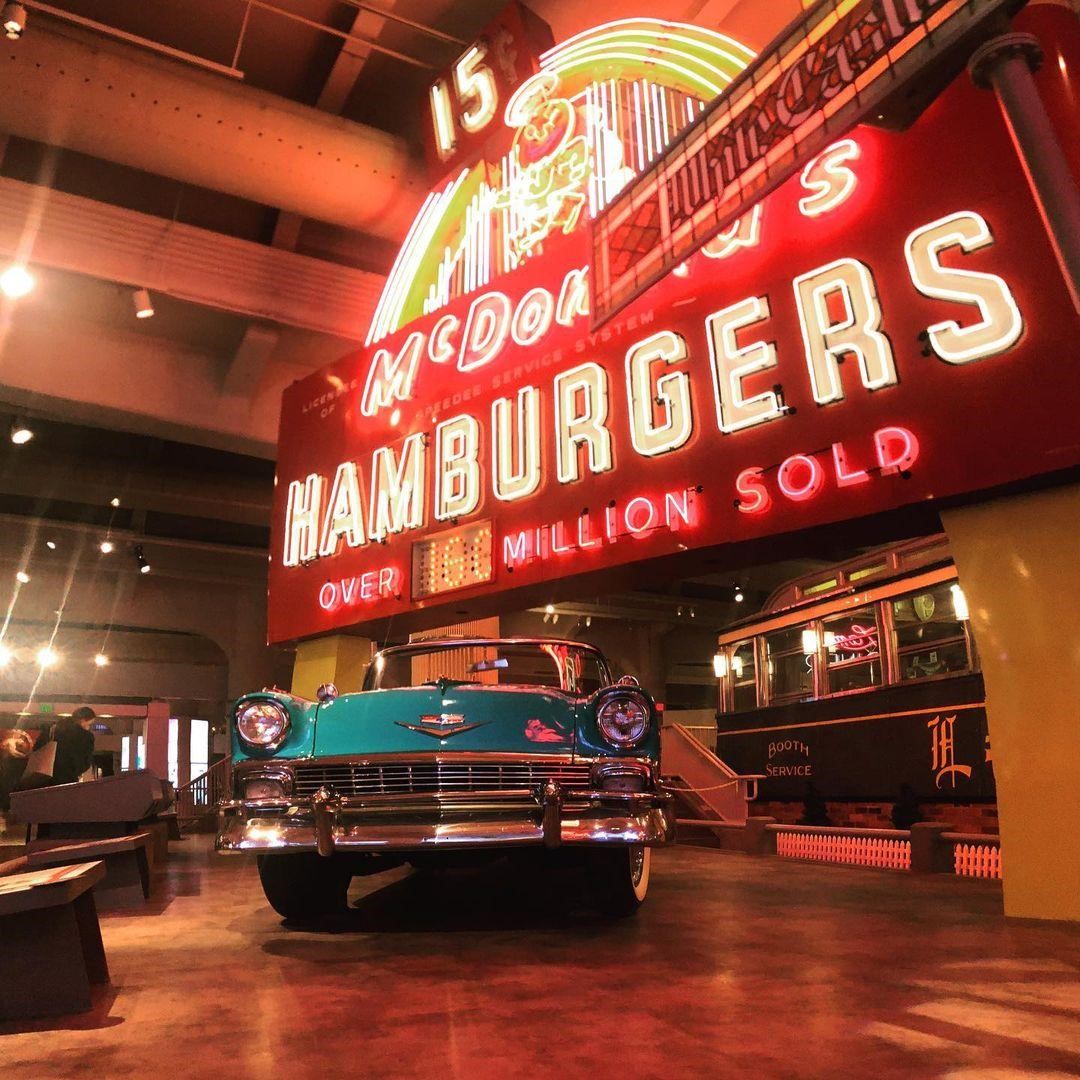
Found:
<box><xmin>35</xmin><ymin>718</ymin><xmax>95</xmax><ymax>785</ymax></box>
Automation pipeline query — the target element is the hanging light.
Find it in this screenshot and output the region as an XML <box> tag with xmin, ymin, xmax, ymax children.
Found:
<box><xmin>94</xmin><ymin>653</ymin><xmax>110</xmax><ymax>667</ymax></box>
<box><xmin>0</xmin><ymin>262</ymin><xmax>34</xmax><ymax>296</ymax></box>
<box><xmin>712</xmin><ymin>652</ymin><xmax>728</xmax><ymax>678</ymax></box>
<box><xmin>15</xmin><ymin>570</ymin><xmax>29</xmax><ymax>584</ymax></box>
<box><xmin>10</xmin><ymin>419</ymin><xmax>33</xmax><ymax>444</ymax></box>
<box><xmin>132</xmin><ymin>287</ymin><xmax>154</xmax><ymax>319</ymax></box>
<box><xmin>99</xmin><ymin>539</ymin><xmax>115</xmax><ymax>554</ymax></box>
<box><xmin>36</xmin><ymin>646</ymin><xmax>59</xmax><ymax>668</ymax></box>
<box><xmin>1</xmin><ymin>3</ymin><xmax>26</xmax><ymax>40</ymax></box>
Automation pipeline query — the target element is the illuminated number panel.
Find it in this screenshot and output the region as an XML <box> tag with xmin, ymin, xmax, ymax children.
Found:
<box><xmin>412</xmin><ymin>521</ymin><xmax>494</xmax><ymax>600</ymax></box>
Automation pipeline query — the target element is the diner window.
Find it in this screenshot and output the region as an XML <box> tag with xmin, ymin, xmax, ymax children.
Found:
<box><xmin>730</xmin><ymin>641</ymin><xmax>758</xmax><ymax>712</ymax></box>
<box><xmin>893</xmin><ymin>580</ymin><xmax>974</xmax><ymax>681</ymax></box>
<box><xmin>765</xmin><ymin>626</ymin><xmax>814</xmax><ymax>703</ymax></box>
<box><xmin>824</xmin><ymin>607</ymin><xmax>882</xmax><ymax>694</ymax></box>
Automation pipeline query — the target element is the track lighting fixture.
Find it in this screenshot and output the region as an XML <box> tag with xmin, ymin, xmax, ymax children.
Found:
<box><xmin>2</xmin><ymin>3</ymin><xmax>26</xmax><ymax>40</ymax></box>
<box><xmin>132</xmin><ymin>287</ymin><xmax>154</xmax><ymax>319</ymax></box>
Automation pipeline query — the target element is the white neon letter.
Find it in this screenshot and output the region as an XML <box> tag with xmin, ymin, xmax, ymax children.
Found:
<box><xmin>555</xmin><ymin>267</ymin><xmax>590</xmax><ymax>327</ymax></box>
<box><xmin>428</xmin><ymin>313</ymin><xmax>460</xmax><ymax>364</ymax></box>
<box><xmin>794</xmin><ymin>257</ymin><xmax>897</xmax><ymax>405</ymax></box>
<box><xmin>511</xmin><ymin>287</ymin><xmax>555</xmax><ymax>347</ymax></box>
<box><xmin>625</xmin><ymin>331</ymin><xmax>694</xmax><ymax>457</ymax></box>
<box><xmin>360</xmin><ymin>331</ymin><xmax>424</xmax><ymax>416</ymax></box>
<box><xmin>707</xmin><ymin>295</ymin><xmax>784</xmax><ymax>433</ymax></box>
<box><xmin>283</xmin><ymin>473</ymin><xmax>324</xmax><ymax>566</ymax></box>
<box><xmin>454</xmin><ymin>44</ymin><xmax>497</xmax><ymax>135</ymax></box>
<box><xmin>368</xmin><ymin>432</ymin><xmax>427</xmax><ymax>541</ymax></box>
<box><xmin>434</xmin><ymin>414</ymin><xmax>481</xmax><ymax>521</ymax></box>
<box><xmin>904</xmin><ymin>211</ymin><xmax>1023</xmax><ymax>363</ymax></box>
<box><xmin>554</xmin><ymin>361</ymin><xmax>613</xmax><ymax>484</ymax></box>
<box><xmin>459</xmin><ymin>291</ymin><xmax>510</xmax><ymax>372</ymax></box>
<box><xmin>491</xmin><ymin>386</ymin><xmax>541</xmax><ymax>502</ymax></box>
<box><xmin>798</xmin><ymin>139</ymin><xmax>860</xmax><ymax>218</ymax></box>
<box><xmin>318</xmin><ymin>461</ymin><xmax>367</xmax><ymax>557</ymax></box>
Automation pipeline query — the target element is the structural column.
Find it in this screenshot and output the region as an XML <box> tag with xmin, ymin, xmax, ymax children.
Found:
<box><xmin>969</xmin><ymin>31</ymin><xmax>1080</xmax><ymax>312</ymax></box>
<box><xmin>941</xmin><ymin>484</ymin><xmax>1080</xmax><ymax>921</ymax></box>
<box><xmin>291</xmin><ymin>635</ymin><xmax>373</xmax><ymax>699</ymax></box>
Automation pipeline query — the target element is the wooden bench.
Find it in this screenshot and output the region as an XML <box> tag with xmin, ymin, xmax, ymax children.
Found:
<box><xmin>0</xmin><ymin>861</ymin><xmax>109</xmax><ymax>1019</ymax></box>
<box><xmin>26</xmin><ymin>832</ymin><xmax>152</xmax><ymax>909</ymax></box>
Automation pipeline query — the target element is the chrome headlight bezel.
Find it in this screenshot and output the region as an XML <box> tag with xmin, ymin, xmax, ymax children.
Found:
<box><xmin>235</xmin><ymin>699</ymin><xmax>291</xmax><ymax>752</ymax></box>
<box><xmin>595</xmin><ymin>691</ymin><xmax>651</xmax><ymax>748</ymax></box>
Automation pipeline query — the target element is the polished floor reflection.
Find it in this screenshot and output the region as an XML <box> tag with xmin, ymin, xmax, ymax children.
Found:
<box><xmin>3</xmin><ymin>837</ymin><xmax>1079</xmax><ymax>1079</ymax></box>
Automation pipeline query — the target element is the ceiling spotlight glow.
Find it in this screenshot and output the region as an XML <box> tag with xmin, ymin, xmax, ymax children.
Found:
<box><xmin>36</xmin><ymin>646</ymin><xmax>59</xmax><ymax>668</ymax></box>
<box><xmin>734</xmin><ymin>588</ymin><xmax>744</xmax><ymax>603</ymax></box>
<box><xmin>132</xmin><ymin>287</ymin><xmax>154</xmax><ymax>319</ymax></box>
<box><xmin>45</xmin><ymin>539</ymin><xmax>56</xmax><ymax>550</ymax></box>
<box><xmin>94</xmin><ymin>653</ymin><xmax>110</xmax><ymax>667</ymax></box>
<box><xmin>15</xmin><ymin>570</ymin><xmax>29</xmax><ymax>584</ymax></box>
<box><xmin>99</xmin><ymin>540</ymin><xmax>115</xmax><ymax>554</ymax></box>
<box><xmin>0</xmin><ymin>642</ymin><xmax>11</xmax><ymax>666</ymax></box>
<box><xmin>10</xmin><ymin>421</ymin><xmax>33</xmax><ymax>444</ymax></box>
<box><xmin>135</xmin><ymin>544</ymin><xmax>150</xmax><ymax>574</ymax></box>
<box><xmin>0</xmin><ymin>262</ymin><xmax>34</xmax><ymax>297</ymax></box>
<box><xmin>2</xmin><ymin>2</ymin><xmax>26</xmax><ymax>40</ymax></box>
<box><xmin>110</xmin><ymin>497</ymin><xmax>120</xmax><ymax>508</ymax></box>
<box><xmin>544</xmin><ymin>603</ymin><xmax>555</xmax><ymax>614</ymax></box>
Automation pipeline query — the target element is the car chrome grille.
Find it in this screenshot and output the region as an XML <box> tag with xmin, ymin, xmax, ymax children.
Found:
<box><xmin>292</xmin><ymin>760</ymin><xmax>592</xmax><ymax>799</ymax></box>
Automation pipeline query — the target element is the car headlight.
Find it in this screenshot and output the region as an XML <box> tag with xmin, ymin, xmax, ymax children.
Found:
<box><xmin>596</xmin><ymin>693</ymin><xmax>650</xmax><ymax>747</ymax></box>
<box><xmin>235</xmin><ymin>700</ymin><xmax>290</xmax><ymax>750</ymax></box>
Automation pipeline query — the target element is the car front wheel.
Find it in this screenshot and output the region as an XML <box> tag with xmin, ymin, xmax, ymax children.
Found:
<box><xmin>591</xmin><ymin>844</ymin><xmax>650</xmax><ymax>917</ymax></box>
<box><xmin>256</xmin><ymin>853</ymin><xmax>352</xmax><ymax>921</ymax></box>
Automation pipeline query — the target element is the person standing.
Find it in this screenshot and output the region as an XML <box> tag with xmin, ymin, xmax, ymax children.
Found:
<box><xmin>35</xmin><ymin>706</ymin><xmax>97</xmax><ymax>785</ymax></box>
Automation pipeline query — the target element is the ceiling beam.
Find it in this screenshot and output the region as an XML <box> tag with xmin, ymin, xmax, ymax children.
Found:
<box><xmin>0</xmin><ymin>177</ymin><xmax>381</xmax><ymax>339</ymax></box>
<box><xmin>0</xmin><ymin>21</ymin><xmax>427</xmax><ymax>240</ymax></box>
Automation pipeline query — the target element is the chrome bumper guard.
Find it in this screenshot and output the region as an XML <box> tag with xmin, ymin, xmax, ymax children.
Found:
<box><xmin>216</xmin><ymin>781</ymin><xmax>675</xmax><ymax>855</ymax></box>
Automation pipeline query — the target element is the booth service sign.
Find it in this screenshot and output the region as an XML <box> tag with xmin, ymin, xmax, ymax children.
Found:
<box><xmin>268</xmin><ymin>3</ymin><xmax>1080</xmax><ymax>644</ymax></box>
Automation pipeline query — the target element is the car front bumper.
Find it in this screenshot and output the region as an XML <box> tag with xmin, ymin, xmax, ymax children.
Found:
<box><xmin>216</xmin><ymin>784</ymin><xmax>676</xmax><ymax>855</ymax></box>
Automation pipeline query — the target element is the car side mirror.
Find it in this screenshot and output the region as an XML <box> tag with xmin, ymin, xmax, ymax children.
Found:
<box><xmin>316</xmin><ymin>683</ymin><xmax>339</xmax><ymax>703</ymax></box>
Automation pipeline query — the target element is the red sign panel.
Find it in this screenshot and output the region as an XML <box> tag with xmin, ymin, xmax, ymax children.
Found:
<box><xmin>590</xmin><ymin>0</ymin><xmax>1024</xmax><ymax>326</ymax></box>
<box><xmin>268</xmin><ymin>8</ymin><xmax>1079</xmax><ymax>645</ymax></box>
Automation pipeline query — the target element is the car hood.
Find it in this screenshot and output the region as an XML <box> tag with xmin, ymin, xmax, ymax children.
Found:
<box><xmin>312</xmin><ymin>684</ymin><xmax>579</xmax><ymax>757</ymax></box>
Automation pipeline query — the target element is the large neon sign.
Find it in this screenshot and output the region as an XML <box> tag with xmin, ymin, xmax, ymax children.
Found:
<box><xmin>267</xmin><ymin>4</ymin><xmax>1080</xmax><ymax>644</ymax></box>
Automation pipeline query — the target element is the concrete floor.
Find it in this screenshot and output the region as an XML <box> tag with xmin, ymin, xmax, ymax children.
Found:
<box><xmin>2</xmin><ymin>837</ymin><xmax>1079</xmax><ymax>1079</ymax></box>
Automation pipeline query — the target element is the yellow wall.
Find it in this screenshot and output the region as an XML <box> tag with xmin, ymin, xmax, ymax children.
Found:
<box><xmin>291</xmin><ymin>635</ymin><xmax>372</xmax><ymax>700</ymax></box>
<box><xmin>942</xmin><ymin>483</ymin><xmax>1080</xmax><ymax>921</ymax></box>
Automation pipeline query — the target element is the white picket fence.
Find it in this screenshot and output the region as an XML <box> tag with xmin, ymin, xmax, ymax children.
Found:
<box><xmin>773</xmin><ymin>826</ymin><xmax>912</xmax><ymax>871</ymax></box>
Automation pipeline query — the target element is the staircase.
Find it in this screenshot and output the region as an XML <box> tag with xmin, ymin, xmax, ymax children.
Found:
<box><xmin>662</xmin><ymin>723</ymin><xmax>763</xmax><ymax>838</ymax></box>
<box><xmin>176</xmin><ymin>758</ymin><xmax>231</xmax><ymax>832</ymax></box>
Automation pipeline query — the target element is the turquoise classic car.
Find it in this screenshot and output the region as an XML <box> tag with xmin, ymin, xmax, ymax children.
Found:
<box><xmin>217</xmin><ymin>637</ymin><xmax>675</xmax><ymax>919</ymax></box>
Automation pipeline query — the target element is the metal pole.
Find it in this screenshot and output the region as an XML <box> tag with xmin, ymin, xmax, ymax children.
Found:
<box><xmin>969</xmin><ymin>33</ymin><xmax>1080</xmax><ymax>313</ymax></box>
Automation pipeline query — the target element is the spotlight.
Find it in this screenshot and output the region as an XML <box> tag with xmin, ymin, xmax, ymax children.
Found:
<box><xmin>2</xmin><ymin>2</ymin><xmax>26</xmax><ymax>40</ymax></box>
<box><xmin>99</xmin><ymin>539</ymin><xmax>115</xmax><ymax>554</ymax></box>
<box><xmin>0</xmin><ymin>642</ymin><xmax>11</xmax><ymax>666</ymax></box>
<box><xmin>734</xmin><ymin>587</ymin><xmax>745</xmax><ymax>603</ymax></box>
<box><xmin>135</xmin><ymin>544</ymin><xmax>150</xmax><ymax>574</ymax></box>
<box><xmin>585</xmin><ymin>616</ymin><xmax>592</xmax><ymax>628</ymax></box>
<box><xmin>45</xmin><ymin>539</ymin><xmax>56</xmax><ymax>550</ymax></box>
<box><xmin>36</xmin><ymin>646</ymin><xmax>59</xmax><ymax>668</ymax></box>
<box><xmin>10</xmin><ymin>420</ymin><xmax>33</xmax><ymax>444</ymax></box>
<box><xmin>0</xmin><ymin>262</ymin><xmax>34</xmax><ymax>297</ymax></box>
<box><xmin>15</xmin><ymin>570</ymin><xmax>29</xmax><ymax>584</ymax></box>
<box><xmin>110</xmin><ymin>497</ymin><xmax>120</xmax><ymax>508</ymax></box>
<box><xmin>132</xmin><ymin>287</ymin><xmax>154</xmax><ymax>319</ymax></box>
<box><xmin>94</xmin><ymin>653</ymin><xmax>110</xmax><ymax>667</ymax></box>
<box><xmin>544</xmin><ymin>603</ymin><xmax>555</xmax><ymax>614</ymax></box>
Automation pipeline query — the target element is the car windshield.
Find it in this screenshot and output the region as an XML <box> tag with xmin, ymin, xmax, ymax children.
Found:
<box><xmin>364</xmin><ymin>641</ymin><xmax>611</xmax><ymax>696</ymax></box>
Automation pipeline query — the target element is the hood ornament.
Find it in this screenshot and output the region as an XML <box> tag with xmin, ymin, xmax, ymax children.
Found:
<box><xmin>396</xmin><ymin>712</ymin><xmax>488</xmax><ymax>739</ymax></box>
